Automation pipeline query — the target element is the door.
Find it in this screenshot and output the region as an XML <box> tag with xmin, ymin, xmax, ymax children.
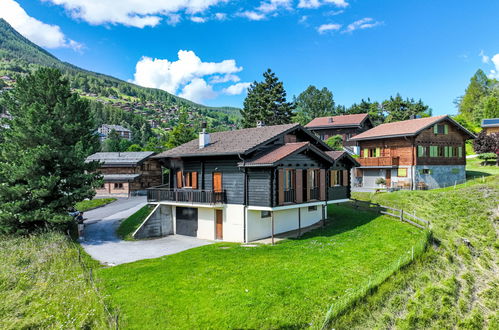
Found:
<box><xmin>215</xmin><ymin>209</ymin><xmax>223</xmax><ymax>240</ymax></box>
<box><xmin>176</xmin><ymin>207</ymin><xmax>198</xmax><ymax>237</ymax></box>
<box><xmin>213</xmin><ymin>172</ymin><xmax>222</xmax><ymax>193</ymax></box>
<box><xmin>385</xmin><ymin>169</ymin><xmax>391</xmax><ymax>188</ymax></box>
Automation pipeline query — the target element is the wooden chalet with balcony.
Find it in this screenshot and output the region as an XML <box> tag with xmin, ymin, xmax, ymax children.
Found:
<box><xmin>138</xmin><ymin>123</ymin><xmax>358</xmax><ymax>242</ymax></box>
<box><xmin>349</xmin><ymin>115</ymin><xmax>475</xmax><ymax>191</ymax></box>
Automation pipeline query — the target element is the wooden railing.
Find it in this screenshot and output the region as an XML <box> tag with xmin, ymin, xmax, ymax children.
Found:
<box><xmin>328</xmin><ymin>186</ymin><xmax>348</xmax><ymax>200</ymax></box>
<box><xmin>284</xmin><ymin>189</ymin><xmax>295</xmax><ymax>203</ymax></box>
<box><xmin>309</xmin><ymin>187</ymin><xmax>320</xmax><ymax>200</ymax></box>
<box><xmin>147</xmin><ymin>187</ymin><xmax>225</xmax><ymax>204</ymax></box>
<box><xmin>357</xmin><ymin>156</ymin><xmax>400</xmax><ymax>167</ymax></box>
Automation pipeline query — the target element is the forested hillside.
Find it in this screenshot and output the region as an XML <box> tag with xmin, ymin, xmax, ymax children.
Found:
<box><xmin>0</xmin><ymin>18</ymin><xmax>240</xmax><ymax>148</ymax></box>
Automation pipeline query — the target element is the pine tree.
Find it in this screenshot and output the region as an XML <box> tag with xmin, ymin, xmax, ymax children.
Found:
<box><xmin>0</xmin><ymin>68</ymin><xmax>102</xmax><ymax>234</ymax></box>
<box><xmin>241</xmin><ymin>69</ymin><xmax>294</xmax><ymax>128</ymax></box>
<box><xmin>166</xmin><ymin>108</ymin><xmax>196</xmax><ymax>149</ymax></box>
<box><xmin>458</xmin><ymin>69</ymin><xmax>491</xmax><ymax>124</ymax></box>
<box><xmin>294</xmin><ymin>85</ymin><xmax>336</xmax><ymax>125</ymax></box>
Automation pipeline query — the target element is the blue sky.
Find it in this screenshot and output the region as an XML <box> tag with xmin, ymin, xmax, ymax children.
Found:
<box><xmin>2</xmin><ymin>0</ymin><xmax>499</xmax><ymax>115</ymax></box>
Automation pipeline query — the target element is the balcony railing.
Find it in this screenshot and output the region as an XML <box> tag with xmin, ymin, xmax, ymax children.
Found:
<box><xmin>284</xmin><ymin>189</ymin><xmax>295</xmax><ymax>203</ymax></box>
<box><xmin>357</xmin><ymin>156</ymin><xmax>400</xmax><ymax>167</ymax></box>
<box><xmin>309</xmin><ymin>187</ymin><xmax>320</xmax><ymax>200</ymax></box>
<box><xmin>147</xmin><ymin>187</ymin><xmax>225</xmax><ymax>204</ymax></box>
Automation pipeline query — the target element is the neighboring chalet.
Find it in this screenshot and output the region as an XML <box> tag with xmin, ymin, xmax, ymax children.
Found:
<box><xmin>481</xmin><ymin>118</ymin><xmax>499</xmax><ymax>135</ymax></box>
<box><xmin>97</xmin><ymin>124</ymin><xmax>132</xmax><ymax>141</ymax></box>
<box><xmin>305</xmin><ymin>113</ymin><xmax>373</xmax><ymax>150</ymax></box>
<box><xmin>139</xmin><ymin>124</ymin><xmax>359</xmax><ymax>242</ymax></box>
<box><xmin>349</xmin><ymin>115</ymin><xmax>475</xmax><ymax>190</ymax></box>
<box><xmin>86</xmin><ymin>152</ymin><xmax>162</xmax><ymax>197</ymax></box>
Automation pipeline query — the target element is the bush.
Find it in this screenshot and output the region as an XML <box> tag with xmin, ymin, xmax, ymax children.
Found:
<box><xmin>325</xmin><ymin>135</ymin><xmax>344</xmax><ymax>151</ymax></box>
<box><xmin>473</xmin><ymin>131</ymin><xmax>499</xmax><ymax>154</ymax></box>
<box><xmin>375</xmin><ymin>178</ymin><xmax>386</xmax><ymax>185</ymax></box>
<box><xmin>477</xmin><ymin>153</ymin><xmax>497</xmax><ymax>161</ymax></box>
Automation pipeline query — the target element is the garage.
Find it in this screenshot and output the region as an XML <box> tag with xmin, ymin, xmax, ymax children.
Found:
<box><xmin>175</xmin><ymin>207</ymin><xmax>198</xmax><ymax>237</ymax></box>
<box><xmin>362</xmin><ymin>169</ymin><xmax>383</xmax><ymax>188</ymax></box>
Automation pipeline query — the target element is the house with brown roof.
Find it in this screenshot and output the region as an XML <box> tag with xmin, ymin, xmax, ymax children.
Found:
<box><xmin>349</xmin><ymin>115</ymin><xmax>475</xmax><ymax>190</ymax></box>
<box><xmin>305</xmin><ymin>113</ymin><xmax>373</xmax><ymax>150</ymax></box>
<box><xmin>135</xmin><ymin>123</ymin><xmax>359</xmax><ymax>242</ymax></box>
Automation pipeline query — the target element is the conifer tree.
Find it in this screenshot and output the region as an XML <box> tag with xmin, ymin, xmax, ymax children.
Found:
<box><xmin>241</xmin><ymin>69</ymin><xmax>294</xmax><ymax>128</ymax></box>
<box><xmin>0</xmin><ymin>68</ymin><xmax>101</xmax><ymax>234</ymax></box>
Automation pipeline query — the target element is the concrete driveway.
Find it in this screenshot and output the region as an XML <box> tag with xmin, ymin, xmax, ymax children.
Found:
<box><xmin>81</xmin><ymin>197</ymin><xmax>212</xmax><ymax>266</ymax></box>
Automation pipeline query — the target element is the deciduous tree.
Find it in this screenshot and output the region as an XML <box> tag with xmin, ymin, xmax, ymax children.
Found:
<box><xmin>294</xmin><ymin>85</ymin><xmax>335</xmax><ymax>125</ymax></box>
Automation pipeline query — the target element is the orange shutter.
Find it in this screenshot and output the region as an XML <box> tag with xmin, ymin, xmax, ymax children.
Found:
<box><xmin>176</xmin><ymin>171</ymin><xmax>183</xmax><ymax>188</ymax></box>
<box><xmin>295</xmin><ymin>169</ymin><xmax>303</xmax><ymax>203</ymax></box>
<box><xmin>191</xmin><ymin>172</ymin><xmax>198</xmax><ymax>189</ymax></box>
<box><xmin>278</xmin><ymin>169</ymin><xmax>284</xmax><ymax>205</ymax></box>
<box><xmin>319</xmin><ymin>169</ymin><xmax>326</xmax><ymax>200</ymax></box>
<box><xmin>343</xmin><ymin>170</ymin><xmax>349</xmax><ymax>187</ymax></box>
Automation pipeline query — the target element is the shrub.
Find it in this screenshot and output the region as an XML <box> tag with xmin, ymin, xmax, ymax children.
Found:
<box><xmin>473</xmin><ymin>131</ymin><xmax>499</xmax><ymax>154</ymax></box>
<box><xmin>375</xmin><ymin>178</ymin><xmax>386</xmax><ymax>185</ymax></box>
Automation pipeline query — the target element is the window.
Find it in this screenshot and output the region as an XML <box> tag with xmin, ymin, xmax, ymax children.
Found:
<box><xmin>429</xmin><ymin>146</ymin><xmax>438</xmax><ymax>157</ymax></box>
<box><xmin>330</xmin><ymin>170</ymin><xmax>342</xmax><ymax>187</ymax></box>
<box><xmin>417</xmin><ymin>145</ymin><xmax>427</xmax><ymax>157</ymax></box>
<box><xmin>419</xmin><ymin>169</ymin><xmax>432</xmax><ymax>175</ymax></box>
<box><xmin>308</xmin><ymin>205</ymin><xmax>317</xmax><ymax>212</ymax></box>
<box><xmin>309</xmin><ymin>169</ymin><xmax>320</xmax><ymax>188</ymax></box>
<box><xmin>363</xmin><ymin>148</ymin><xmax>381</xmax><ymax>158</ymax></box>
<box><xmin>397</xmin><ymin>168</ymin><xmax>408</xmax><ymax>177</ymax></box>
<box><xmin>433</xmin><ymin>124</ymin><xmax>449</xmax><ymax>135</ymax></box>
<box><xmin>284</xmin><ymin>169</ymin><xmax>295</xmax><ymax>191</ymax></box>
<box><xmin>261</xmin><ymin>211</ymin><xmax>271</xmax><ymax>218</ymax></box>
<box><xmin>114</xmin><ymin>183</ymin><xmax>124</xmax><ymax>189</ymax></box>
<box><xmin>176</xmin><ymin>171</ymin><xmax>198</xmax><ymax>189</ymax></box>
<box><xmin>438</xmin><ymin>146</ymin><xmax>445</xmax><ymax>157</ymax></box>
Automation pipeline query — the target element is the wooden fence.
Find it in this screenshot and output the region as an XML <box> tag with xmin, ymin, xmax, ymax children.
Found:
<box><xmin>350</xmin><ymin>199</ymin><xmax>430</xmax><ymax>230</ymax></box>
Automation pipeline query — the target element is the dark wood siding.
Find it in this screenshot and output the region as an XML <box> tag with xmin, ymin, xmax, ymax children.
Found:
<box><xmin>247</xmin><ymin>168</ymin><xmax>272</xmax><ymax>207</ymax></box>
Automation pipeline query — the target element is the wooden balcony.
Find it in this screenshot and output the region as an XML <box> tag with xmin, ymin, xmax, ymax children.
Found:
<box><xmin>147</xmin><ymin>187</ymin><xmax>226</xmax><ymax>204</ymax></box>
<box><xmin>357</xmin><ymin>156</ymin><xmax>400</xmax><ymax>167</ymax></box>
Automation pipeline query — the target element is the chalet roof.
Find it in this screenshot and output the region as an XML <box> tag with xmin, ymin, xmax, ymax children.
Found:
<box><xmin>155</xmin><ymin>123</ymin><xmax>302</xmax><ymax>158</ymax></box>
<box><xmin>349</xmin><ymin>115</ymin><xmax>475</xmax><ymax>141</ymax></box>
<box><xmin>481</xmin><ymin>118</ymin><xmax>499</xmax><ymax>128</ymax></box>
<box><xmin>305</xmin><ymin>113</ymin><xmax>370</xmax><ymax>129</ymax></box>
<box><xmin>102</xmin><ymin>174</ymin><xmax>141</xmax><ymax>182</ymax></box>
<box><xmin>325</xmin><ymin>150</ymin><xmax>360</xmax><ymax>167</ymax></box>
<box><xmin>86</xmin><ymin>152</ymin><xmax>154</xmax><ymax>166</ymax></box>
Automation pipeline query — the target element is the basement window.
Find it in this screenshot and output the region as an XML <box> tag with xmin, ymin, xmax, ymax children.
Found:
<box><xmin>308</xmin><ymin>205</ymin><xmax>317</xmax><ymax>212</ymax></box>
<box><xmin>261</xmin><ymin>211</ymin><xmax>271</xmax><ymax>218</ymax></box>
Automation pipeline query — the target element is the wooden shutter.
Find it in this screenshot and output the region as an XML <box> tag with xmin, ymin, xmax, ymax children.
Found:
<box><xmin>376</xmin><ymin>148</ymin><xmax>381</xmax><ymax>157</ymax></box>
<box><xmin>176</xmin><ymin>171</ymin><xmax>183</xmax><ymax>188</ymax></box>
<box><xmin>295</xmin><ymin>169</ymin><xmax>303</xmax><ymax>203</ymax></box>
<box><xmin>458</xmin><ymin>146</ymin><xmax>463</xmax><ymax>158</ymax></box>
<box><xmin>343</xmin><ymin>170</ymin><xmax>349</xmax><ymax>187</ymax></box>
<box><xmin>433</xmin><ymin>125</ymin><xmax>438</xmax><ymax>134</ymax></box>
<box><xmin>192</xmin><ymin>172</ymin><xmax>198</xmax><ymax>189</ymax></box>
<box><xmin>319</xmin><ymin>169</ymin><xmax>326</xmax><ymax>201</ymax></box>
<box><xmin>363</xmin><ymin>149</ymin><xmax>368</xmax><ymax>158</ymax></box>
<box><xmin>278</xmin><ymin>169</ymin><xmax>284</xmax><ymax>205</ymax></box>
<box><xmin>444</xmin><ymin>125</ymin><xmax>449</xmax><ymax>134</ymax></box>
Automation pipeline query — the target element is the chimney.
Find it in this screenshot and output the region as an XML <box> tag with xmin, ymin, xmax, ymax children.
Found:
<box><xmin>328</xmin><ymin>117</ymin><xmax>334</xmax><ymax>123</ymax></box>
<box><xmin>199</xmin><ymin>122</ymin><xmax>210</xmax><ymax>149</ymax></box>
<box><xmin>256</xmin><ymin>120</ymin><xmax>265</xmax><ymax>128</ymax></box>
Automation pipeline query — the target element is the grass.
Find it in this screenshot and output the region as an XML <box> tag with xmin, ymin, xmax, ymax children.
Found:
<box><xmin>76</xmin><ymin>198</ymin><xmax>116</xmax><ymax>212</ymax></box>
<box><xmin>465</xmin><ymin>157</ymin><xmax>499</xmax><ymax>179</ymax></box>
<box><xmin>97</xmin><ymin>205</ymin><xmax>427</xmax><ymax>329</ymax></box>
<box><xmin>332</xmin><ymin>175</ymin><xmax>499</xmax><ymax>329</ymax></box>
<box><xmin>116</xmin><ymin>205</ymin><xmax>155</xmax><ymax>240</ymax></box>
<box><xmin>0</xmin><ymin>231</ymin><xmax>115</xmax><ymax>329</ymax></box>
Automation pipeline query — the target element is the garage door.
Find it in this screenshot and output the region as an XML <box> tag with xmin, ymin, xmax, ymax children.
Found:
<box><xmin>363</xmin><ymin>169</ymin><xmax>381</xmax><ymax>188</ymax></box>
<box><xmin>176</xmin><ymin>207</ymin><xmax>198</xmax><ymax>237</ymax></box>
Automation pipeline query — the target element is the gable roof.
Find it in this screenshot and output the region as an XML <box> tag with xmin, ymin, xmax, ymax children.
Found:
<box><xmin>325</xmin><ymin>151</ymin><xmax>360</xmax><ymax>167</ymax></box>
<box><xmin>481</xmin><ymin>118</ymin><xmax>499</xmax><ymax>128</ymax></box>
<box><xmin>154</xmin><ymin>123</ymin><xmax>331</xmax><ymax>158</ymax></box>
<box><xmin>86</xmin><ymin>151</ymin><xmax>154</xmax><ymax>166</ymax></box>
<box><xmin>305</xmin><ymin>113</ymin><xmax>370</xmax><ymax>129</ymax></box>
<box><xmin>350</xmin><ymin>115</ymin><xmax>475</xmax><ymax>141</ymax></box>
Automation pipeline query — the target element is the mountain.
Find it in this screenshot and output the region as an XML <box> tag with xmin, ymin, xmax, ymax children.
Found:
<box><xmin>0</xmin><ymin>18</ymin><xmax>241</xmax><ymax>139</ymax></box>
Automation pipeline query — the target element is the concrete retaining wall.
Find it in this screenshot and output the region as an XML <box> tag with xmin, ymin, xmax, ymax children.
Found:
<box><xmin>133</xmin><ymin>204</ymin><xmax>173</xmax><ymax>239</ymax></box>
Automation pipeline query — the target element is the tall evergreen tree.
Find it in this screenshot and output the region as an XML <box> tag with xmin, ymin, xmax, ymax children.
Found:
<box><xmin>382</xmin><ymin>94</ymin><xmax>432</xmax><ymax>123</ymax></box>
<box><xmin>166</xmin><ymin>108</ymin><xmax>196</xmax><ymax>149</ymax></box>
<box><xmin>458</xmin><ymin>69</ymin><xmax>491</xmax><ymax>124</ymax></box>
<box><xmin>241</xmin><ymin>69</ymin><xmax>294</xmax><ymax>128</ymax></box>
<box><xmin>294</xmin><ymin>85</ymin><xmax>336</xmax><ymax>125</ymax></box>
<box><xmin>0</xmin><ymin>68</ymin><xmax>101</xmax><ymax>234</ymax></box>
<box><xmin>347</xmin><ymin>98</ymin><xmax>384</xmax><ymax>126</ymax></box>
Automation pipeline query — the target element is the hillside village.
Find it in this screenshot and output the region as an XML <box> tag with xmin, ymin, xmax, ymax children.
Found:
<box><xmin>0</xmin><ymin>5</ymin><xmax>498</xmax><ymax>330</ymax></box>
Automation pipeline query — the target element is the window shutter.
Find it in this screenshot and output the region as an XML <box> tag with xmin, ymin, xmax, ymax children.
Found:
<box><xmin>449</xmin><ymin>147</ymin><xmax>453</xmax><ymax>157</ymax></box>
<box><xmin>306</xmin><ymin>169</ymin><xmax>312</xmax><ymax>200</ymax></box>
<box><xmin>295</xmin><ymin>169</ymin><xmax>303</xmax><ymax>203</ymax></box>
<box><xmin>342</xmin><ymin>170</ymin><xmax>349</xmax><ymax>187</ymax></box>
<box><xmin>444</xmin><ymin>146</ymin><xmax>448</xmax><ymax>157</ymax></box>
<box><xmin>319</xmin><ymin>169</ymin><xmax>326</xmax><ymax>201</ymax></box>
<box><xmin>458</xmin><ymin>146</ymin><xmax>463</xmax><ymax>158</ymax></box>
<box><xmin>192</xmin><ymin>172</ymin><xmax>198</xmax><ymax>189</ymax></box>
<box><xmin>176</xmin><ymin>171</ymin><xmax>183</xmax><ymax>188</ymax></box>
<box><xmin>433</xmin><ymin>125</ymin><xmax>438</xmax><ymax>134</ymax></box>
<box><xmin>278</xmin><ymin>169</ymin><xmax>284</xmax><ymax>205</ymax></box>
<box><xmin>363</xmin><ymin>149</ymin><xmax>368</xmax><ymax>158</ymax></box>
<box><xmin>417</xmin><ymin>146</ymin><xmax>423</xmax><ymax>157</ymax></box>
<box><xmin>376</xmin><ymin>148</ymin><xmax>381</xmax><ymax>157</ymax></box>
<box><xmin>444</xmin><ymin>124</ymin><xmax>449</xmax><ymax>134</ymax></box>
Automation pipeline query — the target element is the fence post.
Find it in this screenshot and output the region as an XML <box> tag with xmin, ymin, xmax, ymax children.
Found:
<box><xmin>400</xmin><ymin>209</ymin><xmax>404</xmax><ymax>222</ymax></box>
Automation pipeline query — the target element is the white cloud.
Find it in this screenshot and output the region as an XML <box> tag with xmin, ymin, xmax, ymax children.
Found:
<box><xmin>239</xmin><ymin>11</ymin><xmax>267</xmax><ymax>21</ymax></box>
<box><xmin>480</xmin><ymin>50</ymin><xmax>490</xmax><ymax>64</ymax></box>
<box><xmin>190</xmin><ymin>16</ymin><xmax>206</xmax><ymax>23</ymax></box>
<box><xmin>0</xmin><ymin>0</ymin><xmax>81</xmax><ymax>49</ymax></box>
<box><xmin>324</xmin><ymin>0</ymin><xmax>349</xmax><ymax>7</ymax></box>
<box><xmin>298</xmin><ymin>0</ymin><xmax>321</xmax><ymax>9</ymax></box>
<box><xmin>489</xmin><ymin>54</ymin><xmax>499</xmax><ymax>79</ymax></box>
<box><xmin>298</xmin><ymin>15</ymin><xmax>308</xmax><ymax>24</ymax></box>
<box><xmin>132</xmin><ymin>50</ymin><xmax>246</xmax><ymax>103</ymax></box>
<box><xmin>343</xmin><ymin>17</ymin><xmax>382</xmax><ymax>33</ymax></box>
<box><xmin>223</xmin><ymin>82</ymin><xmax>251</xmax><ymax>95</ymax></box>
<box><xmin>167</xmin><ymin>14</ymin><xmax>182</xmax><ymax>26</ymax></box>
<box><xmin>42</xmin><ymin>0</ymin><xmax>225</xmax><ymax>28</ymax></box>
<box><xmin>214</xmin><ymin>12</ymin><xmax>227</xmax><ymax>20</ymax></box>
<box><xmin>257</xmin><ymin>0</ymin><xmax>293</xmax><ymax>13</ymax></box>
<box><xmin>179</xmin><ymin>78</ymin><xmax>217</xmax><ymax>103</ymax></box>
<box><xmin>317</xmin><ymin>23</ymin><xmax>341</xmax><ymax>34</ymax></box>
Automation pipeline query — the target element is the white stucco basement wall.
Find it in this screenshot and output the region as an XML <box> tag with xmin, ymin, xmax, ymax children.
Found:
<box><xmin>223</xmin><ymin>204</ymin><xmax>245</xmax><ymax>242</ymax></box>
<box><xmin>197</xmin><ymin>207</ymin><xmax>215</xmax><ymax>240</ymax></box>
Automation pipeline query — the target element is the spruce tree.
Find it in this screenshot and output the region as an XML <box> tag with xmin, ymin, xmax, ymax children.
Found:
<box><xmin>0</xmin><ymin>68</ymin><xmax>102</xmax><ymax>234</ymax></box>
<box><xmin>241</xmin><ymin>69</ymin><xmax>294</xmax><ymax>128</ymax></box>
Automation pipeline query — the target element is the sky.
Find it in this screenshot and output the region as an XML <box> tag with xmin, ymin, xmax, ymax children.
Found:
<box><xmin>1</xmin><ymin>0</ymin><xmax>499</xmax><ymax>115</ymax></box>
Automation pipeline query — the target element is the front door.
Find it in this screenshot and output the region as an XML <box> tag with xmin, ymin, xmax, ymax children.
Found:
<box><xmin>213</xmin><ymin>172</ymin><xmax>222</xmax><ymax>192</ymax></box>
<box><xmin>385</xmin><ymin>169</ymin><xmax>391</xmax><ymax>188</ymax></box>
<box><xmin>215</xmin><ymin>209</ymin><xmax>223</xmax><ymax>240</ymax></box>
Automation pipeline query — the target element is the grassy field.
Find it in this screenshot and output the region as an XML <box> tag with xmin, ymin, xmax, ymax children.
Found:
<box><xmin>331</xmin><ymin>174</ymin><xmax>499</xmax><ymax>329</ymax></box>
<box><xmin>0</xmin><ymin>232</ymin><xmax>115</xmax><ymax>329</ymax></box>
<box><xmin>116</xmin><ymin>205</ymin><xmax>155</xmax><ymax>240</ymax></box>
<box><xmin>76</xmin><ymin>198</ymin><xmax>116</xmax><ymax>212</ymax></box>
<box><xmin>98</xmin><ymin>205</ymin><xmax>427</xmax><ymax>329</ymax></box>
<box><xmin>465</xmin><ymin>157</ymin><xmax>499</xmax><ymax>178</ymax></box>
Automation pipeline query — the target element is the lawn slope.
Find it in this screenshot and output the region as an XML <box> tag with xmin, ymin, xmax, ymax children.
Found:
<box><xmin>98</xmin><ymin>205</ymin><xmax>427</xmax><ymax>329</ymax></box>
<box><xmin>331</xmin><ymin>175</ymin><xmax>498</xmax><ymax>329</ymax></box>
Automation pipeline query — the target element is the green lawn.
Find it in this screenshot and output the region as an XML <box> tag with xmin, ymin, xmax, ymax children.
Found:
<box><xmin>116</xmin><ymin>205</ymin><xmax>155</xmax><ymax>240</ymax></box>
<box><xmin>0</xmin><ymin>232</ymin><xmax>114</xmax><ymax>329</ymax></box>
<box><xmin>98</xmin><ymin>205</ymin><xmax>427</xmax><ymax>329</ymax></box>
<box><xmin>76</xmin><ymin>198</ymin><xmax>116</xmax><ymax>212</ymax></box>
<box><xmin>336</xmin><ymin>175</ymin><xmax>499</xmax><ymax>329</ymax></box>
<box><xmin>465</xmin><ymin>157</ymin><xmax>499</xmax><ymax>179</ymax></box>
